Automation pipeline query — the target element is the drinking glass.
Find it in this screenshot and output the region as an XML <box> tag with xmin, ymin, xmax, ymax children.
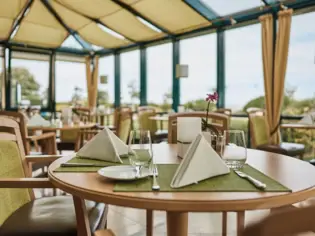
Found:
<box><xmin>128</xmin><ymin>130</ymin><xmax>153</xmax><ymax>177</ymax></box>
<box><xmin>221</xmin><ymin>130</ymin><xmax>247</xmax><ymax>169</ymax></box>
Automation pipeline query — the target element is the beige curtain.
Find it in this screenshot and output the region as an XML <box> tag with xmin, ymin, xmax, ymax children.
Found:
<box><xmin>260</xmin><ymin>9</ymin><xmax>293</xmax><ymax>144</ymax></box>
<box><xmin>271</xmin><ymin>9</ymin><xmax>293</xmax><ymax>144</ymax></box>
<box><xmin>85</xmin><ymin>56</ymin><xmax>99</xmax><ymax>109</ymax></box>
<box><xmin>260</xmin><ymin>14</ymin><xmax>274</xmax><ymax>143</ymax></box>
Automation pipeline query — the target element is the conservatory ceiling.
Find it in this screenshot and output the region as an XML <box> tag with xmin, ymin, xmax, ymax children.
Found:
<box><xmin>0</xmin><ymin>0</ymin><xmax>313</xmax><ymax>54</ymax></box>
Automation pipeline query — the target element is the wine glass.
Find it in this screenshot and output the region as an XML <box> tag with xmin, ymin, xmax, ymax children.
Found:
<box><xmin>221</xmin><ymin>130</ymin><xmax>247</xmax><ymax>169</ymax></box>
<box><xmin>128</xmin><ymin>130</ymin><xmax>153</xmax><ymax>178</ymax></box>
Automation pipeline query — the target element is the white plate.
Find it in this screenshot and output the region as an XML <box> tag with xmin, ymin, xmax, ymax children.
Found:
<box><xmin>97</xmin><ymin>165</ymin><xmax>150</xmax><ymax>181</ymax></box>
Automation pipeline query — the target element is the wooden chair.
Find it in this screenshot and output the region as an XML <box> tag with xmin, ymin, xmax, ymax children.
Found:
<box><xmin>116</xmin><ymin>109</ymin><xmax>133</xmax><ymax>143</ymax></box>
<box><xmin>113</xmin><ymin>107</ymin><xmax>132</xmax><ymax>131</ymax></box>
<box><xmin>75</xmin><ymin>126</ymin><xmax>103</xmax><ymax>152</ymax></box>
<box><xmin>0</xmin><ymin>116</ymin><xmax>109</xmax><ymax>235</ymax></box>
<box><xmin>168</xmin><ymin>112</ymin><xmax>229</xmax><ymax>144</ymax></box>
<box><xmin>138</xmin><ymin>108</ymin><xmax>168</xmax><ymax>143</ymax></box>
<box><xmin>248</xmin><ymin>109</ymin><xmax>305</xmax><ymax>159</ymax></box>
<box><xmin>0</xmin><ymin>111</ymin><xmax>58</xmax><ymax>176</ymax></box>
<box><xmin>242</xmin><ymin>205</ymin><xmax>315</xmax><ymax>236</ymax></box>
<box><xmin>72</xmin><ymin>107</ymin><xmax>91</xmax><ymax>123</ymax></box>
<box><xmin>0</xmin><ymin>111</ymin><xmax>57</xmax><ymax>155</ymax></box>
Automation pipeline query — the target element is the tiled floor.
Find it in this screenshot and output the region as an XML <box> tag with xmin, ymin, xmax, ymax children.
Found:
<box><xmin>106</xmin><ymin>206</ymin><xmax>270</xmax><ymax>236</ymax></box>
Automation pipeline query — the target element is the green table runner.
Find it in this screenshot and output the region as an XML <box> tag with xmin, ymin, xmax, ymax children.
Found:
<box><xmin>114</xmin><ymin>164</ymin><xmax>291</xmax><ymax>192</ymax></box>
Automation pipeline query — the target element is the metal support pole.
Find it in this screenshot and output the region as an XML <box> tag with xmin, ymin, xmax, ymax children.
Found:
<box><xmin>217</xmin><ymin>29</ymin><xmax>225</xmax><ymax>108</ymax></box>
<box><xmin>114</xmin><ymin>53</ymin><xmax>121</xmax><ymax>108</ymax></box>
<box><xmin>172</xmin><ymin>40</ymin><xmax>180</xmax><ymax>112</ymax></box>
<box><xmin>140</xmin><ymin>46</ymin><xmax>147</xmax><ymax>106</ymax></box>
<box><xmin>5</xmin><ymin>49</ymin><xmax>11</xmax><ymax>110</ymax></box>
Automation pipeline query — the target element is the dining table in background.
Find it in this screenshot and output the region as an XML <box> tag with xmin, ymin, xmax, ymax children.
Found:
<box><xmin>48</xmin><ymin>143</ymin><xmax>315</xmax><ymax>236</ymax></box>
<box><xmin>149</xmin><ymin>115</ymin><xmax>169</xmax><ymax>130</ymax></box>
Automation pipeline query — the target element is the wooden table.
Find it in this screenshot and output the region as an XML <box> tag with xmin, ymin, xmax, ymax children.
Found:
<box><xmin>48</xmin><ymin>143</ymin><xmax>315</xmax><ymax>236</ymax></box>
<box><xmin>27</xmin><ymin>123</ymin><xmax>96</xmax><ymax>131</ymax></box>
<box><xmin>281</xmin><ymin>123</ymin><xmax>315</xmax><ymax>130</ymax></box>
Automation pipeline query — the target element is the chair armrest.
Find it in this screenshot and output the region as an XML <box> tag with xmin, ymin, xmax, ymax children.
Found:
<box><xmin>27</xmin><ymin>132</ymin><xmax>56</xmax><ymax>141</ymax></box>
<box><xmin>0</xmin><ymin>178</ymin><xmax>54</xmax><ymax>188</ymax></box>
<box><xmin>25</xmin><ymin>155</ymin><xmax>63</xmax><ymax>164</ymax></box>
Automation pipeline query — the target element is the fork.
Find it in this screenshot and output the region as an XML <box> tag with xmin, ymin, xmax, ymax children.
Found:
<box><xmin>235</xmin><ymin>170</ymin><xmax>266</xmax><ymax>189</ymax></box>
<box><xmin>151</xmin><ymin>164</ymin><xmax>160</xmax><ymax>191</ymax></box>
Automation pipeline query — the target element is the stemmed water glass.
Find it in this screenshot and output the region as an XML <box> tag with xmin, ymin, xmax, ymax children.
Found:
<box><xmin>128</xmin><ymin>130</ymin><xmax>153</xmax><ymax>178</ymax></box>
<box><xmin>220</xmin><ymin>130</ymin><xmax>247</xmax><ymax>169</ymax></box>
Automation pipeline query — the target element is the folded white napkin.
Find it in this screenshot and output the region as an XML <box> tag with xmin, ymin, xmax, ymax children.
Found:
<box><xmin>299</xmin><ymin>112</ymin><xmax>315</xmax><ymax>125</ymax></box>
<box><xmin>28</xmin><ymin>114</ymin><xmax>50</xmax><ymax>127</ymax></box>
<box><xmin>76</xmin><ymin>127</ymin><xmax>128</xmax><ymax>163</ymax></box>
<box><xmin>171</xmin><ymin>132</ymin><xmax>230</xmax><ymax>188</ymax></box>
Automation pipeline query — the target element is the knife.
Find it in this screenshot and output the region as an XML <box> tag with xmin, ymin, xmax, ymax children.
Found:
<box><xmin>60</xmin><ymin>163</ymin><xmax>107</xmax><ymax>167</ymax></box>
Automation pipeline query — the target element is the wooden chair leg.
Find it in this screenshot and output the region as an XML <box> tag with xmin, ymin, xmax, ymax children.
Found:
<box><xmin>146</xmin><ymin>210</ymin><xmax>153</xmax><ymax>236</ymax></box>
<box><xmin>237</xmin><ymin>211</ymin><xmax>245</xmax><ymax>236</ymax></box>
<box><xmin>222</xmin><ymin>212</ymin><xmax>227</xmax><ymax>236</ymax></box>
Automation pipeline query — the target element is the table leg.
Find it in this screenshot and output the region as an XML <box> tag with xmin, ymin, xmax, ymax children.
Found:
<box><xmin>166</xmin><ymin>212</ymin><xmax>188</xmax><ymax>236</ymax></box>
<box><xmin>222</xmin><ymin>212</ymin><xmax>227</xmax><ymax>236</ymax></box>
<box><xmin>236</xmin><ymin>211</ymin><xmax>245</xmax><ymax>236</ymax></box>
<box><xmin>146</xmin><ymin>210</ymin><xmax>153</xmax><ymax>236</ymax></box>
<box><xmin>73</xmin><ymin>195</ymin><xmax>92</xmax><ymax>236</ymax></box>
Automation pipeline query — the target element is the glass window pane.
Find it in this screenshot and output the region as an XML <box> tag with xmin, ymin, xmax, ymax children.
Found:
<box><xmin>11</xmin><ymin>54</ymin><xmax>50</xmax><ymax>108</ymax></box>
<box><xmin>225</xmin><ymin>24</ymin><xmax>264</xmax><ymax>114</ymax></box>
<box><xmin>180</xmin><ymin>34</ymin><xmax>217</xmax><ymax>110</ymax></box>
<box><xmin>99</xmin><ymin>56</ymin><xmax>114</xmax><ymax>106</ymax></box>
<box><xmin>55</xmin><ymin>61</ymin><xmax>87</xmax><ymax>110</ymax></box>
<box><xmin>61</xmin><ymin>35</ymin><xmax>83</xmax><ymax>49</ymax></box>
<box><xmin>201</xmin><ymin>0</ymin><xmax>262</xmax><ymax>16</ymax></box>
<box><xmin>120</xmin><ymin>50</ymin><xmax>140</xmax><ymax>108</ymax></box>
<box><xmin>147</xmin><ymin>43</ymin><xmax>172</xmax><ymax>111</ymax></box>
<box><xmin>284</xmin><ymin>12</ymin><xmax>315</xmax><ymax>115</ymax></box>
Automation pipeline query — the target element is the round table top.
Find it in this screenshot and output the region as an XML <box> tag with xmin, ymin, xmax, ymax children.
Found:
<box><xmin>149</xmin><ymin>116</ymin><xmax>169</xmax><ymax>121</ymax></box>
<box><xmin>48</xmin><ymin>143</ymin><xmax>315</xmax><ymax>212</ymax></box>
<box><xmin>27</xmin><ymin>123</ymin><xmax>96</xmax><ymax>131</ymax></box>
<box><xmin>281</xmin><ymin>123</ymin><xmax>315</xmax><ymax>129</ymax></box>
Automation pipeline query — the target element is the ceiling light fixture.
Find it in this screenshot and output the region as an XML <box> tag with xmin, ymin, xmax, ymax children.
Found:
<box><xmin>97</xmin><ymin>24</ymin><xmax>125</xmax><ymax>40</ymax></box>
<box><xmin>136</xmin><ymin>16</ymin><xmax>162</xmax><ymax>33</ymax></box>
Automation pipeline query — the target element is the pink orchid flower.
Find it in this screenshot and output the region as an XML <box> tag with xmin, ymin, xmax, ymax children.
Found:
<box><xmin>206</xmin><ymin>92</ymin><xmax>219</xmax><ymax>102</ymax></box>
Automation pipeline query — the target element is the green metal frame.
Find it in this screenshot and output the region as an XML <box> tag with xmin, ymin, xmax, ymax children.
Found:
<box><xmin>216</xmin><ymin>29</ymin><xmax>225</xmax><ymax>108</ymax></box>
<box><xmin>172</xmin><ymin>40</ymin><xmax>180</xmax><ymax>112</ymax></box>
<box><xmin>5</xmin><ymin>49</ymin><xmax>11</xmax><ymax>110</ymax></box>
<box><xmin>114</xmin><ymin>53</ymin><xmax>121</xmax><ymax>108</ymax></box>
<box><xmin>140</xmin><ymin>46</ymin><xmax>147</xmax><ymax>106</ymax></box>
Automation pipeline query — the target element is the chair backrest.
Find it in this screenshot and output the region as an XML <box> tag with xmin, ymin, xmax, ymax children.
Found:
<box><xmin>138</xmin><ymin>109</ymin><xmax>157</xmax><ymax>136</ymax></box>
<box><xmin>60</xmin><ymin>129</ymin><xmax>80</xmax><ymax>143</ymax></box>
<box><xmin>0</xmin><ymin>111</ymin><xmax>28</xmax><ymax>154</ymax></box>
<box><xmin>114</xmin><ymin>107</ymin><xmax>132</xmax><ymax>129</ymax></box>
<box><xmin>0</xmin><ymin>116</ymin><xmax>34</xmax><ymax>225</ymax></box>
<box><xmin>168</xmin><ymin>112</ymin><xmax>229</xmax><ymax>144</ymax></box>
<box><xmin>73</xmin><ymin>107</ymin><xmax>91</xmax><ymax>123</ymax></box>
<box><xmin>247</xmin><ymin>109</ymin><xmax>270</xmax><ymax>148</ymax></box>
<box><xmin>117</xmin><ymin>110</ymin><xmax>132</xmax><ymax>143</ymax></box>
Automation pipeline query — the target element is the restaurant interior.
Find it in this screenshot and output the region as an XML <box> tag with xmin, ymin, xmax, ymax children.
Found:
<box><xmin>1</xmin><ymin>0</ymin><xmax>315</xmax><ymax>235</ymax></box>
